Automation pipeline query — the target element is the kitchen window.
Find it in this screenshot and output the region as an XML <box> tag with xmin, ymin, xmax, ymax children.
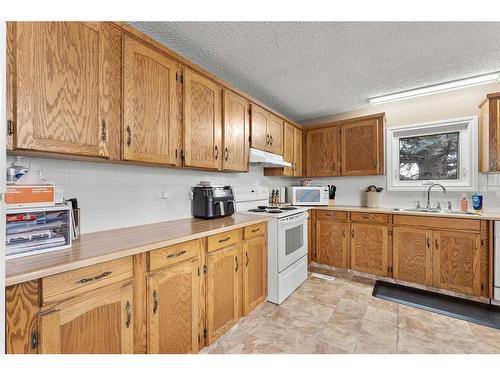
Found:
<box><xmin>386</xmin><ymin>116</ymin><xmax>478</xmax><ymax>191</ymax></box>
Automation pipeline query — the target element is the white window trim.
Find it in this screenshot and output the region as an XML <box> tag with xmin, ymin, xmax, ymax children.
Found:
<box><xmin>386</xmin><ymin>116</ymin><xmax>478</xmax><ymax>192</ymax></box>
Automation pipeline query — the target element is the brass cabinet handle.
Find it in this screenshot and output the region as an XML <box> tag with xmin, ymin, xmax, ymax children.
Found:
<box><xmin>251</xmin><ymin>228</ymin><xmax>260</xmax><ymax>233</ymax></box>
<box><xmin>270</xmin><ymin>135</ymin><xmax>273</xmax><ymax>145</ymax></box>
<box><xmin>126</xmin><ymin>126</ymin><xmax>132</xmax><ymax>146</ymax></box>
<box><xmin>75</xmin><ymin>271</ymin><xmax>111</xmax><ymax>285</ymax></box>
<box><xmin>427</xmin><ymin>237</ymin><xmax>431</xmax><ymax>248</ymax></box>
<box><xmin>245</xmin><ymin>251</ymin><xmax>249</xmax><ymax>267</ymax></box>
<box><xmin>218</xmin><ymin>237</ymin><xmax>230</xmax><ymax>243</ymax></box>
<box><xmin>235</xmin><ymin>256</ymin><xmax>239</xmax><ymax>272</ymax></box>
<box><xmin>166</xmin><ymin>250</ymin><xmax>187</xmax><ymax>258</ymax></box>
<box><xmin>101</xmin><ymin>120</ymin><xmax>107</xmax><ymax>141</ymax></box>
<box><xmin>152</xmin><ymin>290</ymin><xmax>158</xmax><ymax>315</ymax></box>
<box><xmin>125</xmin><ymin>301</ymin><xmax>131</xmax><ymax>328</ymax></box>
<box><xmin>224</xmin><ymin>147</ymin><xmax>229</xmax><ymax>161</ymax></box>
<box><xmin>435</xmin><ymin>238</ymin><xmax>439</xmax><ymax>249</ymax></box>
<box><xmin>214</xmin><ymin>145</ymin><xmax>219</xmax><ymax>160</ymax></box>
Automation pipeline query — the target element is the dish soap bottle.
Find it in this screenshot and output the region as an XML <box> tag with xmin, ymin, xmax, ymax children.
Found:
<box><xmin>472</xmin><ymin>192</ymin><xmax>483</xmax><ymax>211</ymax></box>
<box><xmin>460</xmin><ymin>193</ymin><xmax>468</xmax><ymax>212</ymax></box>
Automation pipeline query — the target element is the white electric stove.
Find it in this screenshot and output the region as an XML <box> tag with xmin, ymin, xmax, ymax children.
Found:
<box><xmin>232</xmin><ymin>186</ymin><xmax>308</xmax><ymax>304</ymax></box>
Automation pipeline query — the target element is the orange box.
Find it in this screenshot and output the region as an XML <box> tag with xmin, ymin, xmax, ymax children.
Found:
<box><xmin>6</xmin><ymin>185</ymin><xmax>55</xmax><ymax>207</ymax></box>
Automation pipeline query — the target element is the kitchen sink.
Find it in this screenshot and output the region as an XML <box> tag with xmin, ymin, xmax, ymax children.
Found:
<box><xmin>393</xmin><ymin>208</ymin><xmax>480</xmax><ymax>216</ymax></box>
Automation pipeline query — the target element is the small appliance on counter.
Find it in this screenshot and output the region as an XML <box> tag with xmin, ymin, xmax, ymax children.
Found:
<box><xmin>286</xmin><ymin>185</ymin><xmax>329</xmax><ymax>206</ymax></box>
<box><xmin>192</xmin><ymin>185</ymin><xmax>235</xmax><ymax>219</ymax></box>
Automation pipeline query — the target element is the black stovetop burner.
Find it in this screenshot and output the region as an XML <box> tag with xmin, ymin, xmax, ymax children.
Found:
<box><xmin>267</xmin><ymin>209</ymin><xmax>283</xmax><ymax>213</ymax></box>
<box><xmin>248</xmin><ymin>208</ymin><xmax>267</xmax><ymax>212</ymax></box>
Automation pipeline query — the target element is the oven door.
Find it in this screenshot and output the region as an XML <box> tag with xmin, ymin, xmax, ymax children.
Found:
<box><xmin>277</xmin><ymin>212</ymin><xmax>308</xmax><ymax>272</ymax></box>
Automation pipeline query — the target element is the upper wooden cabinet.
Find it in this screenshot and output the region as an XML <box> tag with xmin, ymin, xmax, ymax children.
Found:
<box><xmin>293</xmin><ymin>127</ymin><xmax>303</xmax><ymax>177</ymax></box>
<box><xmin>8</xmin><ymin>22</ymin><xmax>121</xmax><ymax>159</ymax></box>
<box><xmin>479</xmin><ymin>92</ymin><xmax>500</xmax><ymax>172</ymax></box>
<box><xmin>123</xmin><ymin>37</ymin><xmax>179</xmax><ymax>165</ymax></box>
<box><xmin>183</xmin><ymin>69</ymin><xmax>222</xmax><ymax>170</ymax></box>
<box><xmin>263</xmin><ymin>122</ymin><xmax>303</xmax><ymax>177</ymax></box>
<box><xmin>250</xmin><ymin>104</ymin><xmax>283</xmax><ymax>155</ymax></box>
<box><xmin>306</xmin><ymin>126</ymin><xmax>341</xmax><ymax>177</ymax></box>
<box><xmin>222</xmin><ymin>90</ymin><xmax>250</xmax><ymax>172</ymax></box>
<box><xmin>283</xmin><ymin>122</ymin><xmax>295</xmax><ymax>176</ymax></box>
<box><xmin>38</xmin><ymin>282</ymin><xmax>134</xmax><ymax>354</ymax></box>
<box><xmin>341</xmin><ymin>116</ymin><xmax>384</xmax><ymax>175</ymax></box>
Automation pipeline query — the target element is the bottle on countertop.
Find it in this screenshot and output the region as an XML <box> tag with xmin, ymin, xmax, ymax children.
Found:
<box><xmin>472</xmin><ymin>192</ymin><xmax>483</xmax><ymax>211</ymax></box>
<box><xmin>460</xmin><ymin>193</ymin><xmax>468</xmax><ymax>212</ymax></box>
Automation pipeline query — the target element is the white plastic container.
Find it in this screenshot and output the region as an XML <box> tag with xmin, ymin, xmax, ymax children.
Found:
<box><xmin>366</xmin><ymin>191</ymin><xmax>381</xmax><ymax>208</ymax></box>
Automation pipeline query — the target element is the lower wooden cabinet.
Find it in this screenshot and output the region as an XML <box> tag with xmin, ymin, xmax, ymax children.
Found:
<box><xmin>205</xmin><ymin>244</ymin><xmax>242</xmax><ymax>345</ymax></box>
<box><xmin>147</xmin><ymin>258</ymin><xmax>201</xmax><ymax>354</ymax></box>
<box><xmin>316</xmin><ymin>219</ymin><xmax>348</xmax><ymax>268</ymax></box>
<box><xmin>243</xmin><ymin>235</ymin><xmax>267</xmax><ymax>315</ymax></box>
<box><xmin>38</xmin><ymin>281</ymin><xmax>134</xmax><ymax>354</ymax></box>
<box><xmin>350</xmin><ymin>223</ymin><xmax>389</xmax><ymax>277</ymax></box>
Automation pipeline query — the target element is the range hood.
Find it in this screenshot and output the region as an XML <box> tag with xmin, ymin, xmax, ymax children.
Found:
<box><xmin>249</xmin><ymin>148</ymin><xmax>292</xmax><ymax>168</ymax></box>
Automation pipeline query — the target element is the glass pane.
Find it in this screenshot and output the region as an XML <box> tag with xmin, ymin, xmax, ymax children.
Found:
<box><xmin>296</xmin><ymin>190</ymin><xmax>320</xmax><ymax>202</ymax></box>
<box><xmin>285</xmin><ymin>224</ymin><xmax>304</xmax><ymax>256</ymax></box>
<box><xmin>399</xmin><ymin>132</ymin><xmax>459</xmax><ymax>180</ymax></box>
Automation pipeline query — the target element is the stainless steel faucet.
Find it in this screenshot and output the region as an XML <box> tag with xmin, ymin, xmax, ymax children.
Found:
<box><xmin>426</xmin><ymin>183</ymin><xmax>447</xmax><ymax>209</ymax></box>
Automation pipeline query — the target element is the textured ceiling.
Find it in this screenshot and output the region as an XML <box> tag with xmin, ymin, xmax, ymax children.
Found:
<box><xmin>131</xmin><ymin>22</ymin><xmax>500</xmax><ymax>122</ymax></box>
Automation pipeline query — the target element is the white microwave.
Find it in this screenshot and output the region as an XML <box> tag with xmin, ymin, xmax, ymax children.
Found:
<box><xmin>286</xmin><ymin>186</ymin><xmax>329</xmax><ymax>206</ymax></box>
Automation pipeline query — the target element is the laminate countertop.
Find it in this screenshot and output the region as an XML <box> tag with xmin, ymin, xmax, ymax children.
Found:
<box><xmin>309</xmin><ymin>205</ymin><xmax>500</xmax><ymax>221</ymax></box>
<box><xmin>5</xmin><ymin>214</ymin><xmax>269</xmax><ymax>286</ymax></box>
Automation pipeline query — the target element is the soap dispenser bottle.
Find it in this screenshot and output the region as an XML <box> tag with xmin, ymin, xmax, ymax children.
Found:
<box><xmin>460</xmin><ymin>193</ymin><xmax>468</xmax><ymax>212</ymax></box>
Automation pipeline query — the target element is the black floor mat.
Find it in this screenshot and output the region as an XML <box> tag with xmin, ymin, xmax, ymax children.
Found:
<box><xmin>372</xmin><ymin>280</ymin><xmax>500</xmax><ymax>330</ymax></box>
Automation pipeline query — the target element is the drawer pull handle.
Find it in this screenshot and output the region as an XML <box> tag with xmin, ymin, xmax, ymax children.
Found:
<box><xmin>218</xmin><ymin>237</ymin><xmax>231</xmax><ymax>243</ymax></box>
<box><xmin>152</xmin><ymin>290</ymin><xmax>158</xmax><ymax>315</ymax></box>
<box><xmin>427</xmin><ymin>237</ymin><xmax>431</xmax><ymax>248</ymax></box>
<box><xmin>435</xmin><ymin>239</ymin><xmax>439</xmax><ymax>250</ymax></box>
<box><xmin>125</xmin><ymin>301</ymin><xmax>132</xmax><ymax>328</ymax></box>
<box><xmin>166</xmin><ymin>250</ymin><xmax>187</xmax><ymax>258</ymax></box>
<box><xmin>75</xmin><ymin>271</ymin><xmax>112</xmax><ymax>285</ymax></box>
<box><xmin>245</xmin><ymin>251</ymin><xmax>249</xmax><ymax>267</ymax></box>
<box><xmin>251</xmin><ymin>228</ymin><xmax>260</xmax><ymax>233</ymax></box>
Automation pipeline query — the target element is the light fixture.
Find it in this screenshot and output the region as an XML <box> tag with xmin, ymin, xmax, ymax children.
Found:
<box><xmin>368</xmin><ymin>71</ymin><xmax>500</xmax><ymax>105</ymax></box>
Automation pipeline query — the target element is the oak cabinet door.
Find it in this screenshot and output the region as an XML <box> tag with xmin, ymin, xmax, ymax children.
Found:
<box><xmin>306</xmin><ymin>126</ymin><xmax>341</xmax><ymax>177</ymax></box>
<box><xmin>282</xmin><ymin>122</ymin><xmax>295</xmax><ymax>176</ymax></box>
<box><xmin>38</xmin><ymin>282</ymin><xmax>133</xmax><ymax>354</ymax></box>
<box><xmin>243</xmin><ymin>236</ymin><xmax>267</xmax><ymax>315</ymax></box>
<box><xmin>184</xmin><ymin>69</ymin><xmax>222</xmax><ymax>169</ymax></box>
<box><xmin>250</xmin><ymin>104</ymin><xmax>270</xmax><ymax>152</ymax></box>
<box><xmin>222</xmin><ymin>90</ymin><xmax>249</xmax><ymax>172</ymax></box>
<box><xmin>206</xmin><ymin>245</ymin><xmax>241</xmax><ymax>344</ymax></box>
<box><xmin>14</xmin><ymin>22</ymin><xmax>120</xmax><ymax>158</ymax></box>
<box><xmin>123</xmin><ymin>37</ymin><xmax>178</xmax><ymax>165</ymax></box>
<box><xmin>268</xmin><ymin>115</ymin><xmax>284</xmax><ymax>155</ymax></box>
<box><xmin>433</xmin><ymin>230</ymin><xmax>481</xmax><ymax>296</ymax></box>
<box><xmin>393</xmin><ymin>227</ymin><xmax>433</xmax><ymax>286</ymax></box>
<box><xmin>293</xmin><ymin>127</ymin><xmax>303</xmax><ymax>177</ymax></box>
<box><xmin>147</xmin><ymin>259</ymin><xmax>200</xmax><ymax>354</ymax></box>
<box><xmin>316</xmin><ymin>220</ymin><xmax>348</xmax><ymax>269</ymax></box>
<box><xmin>350</xmin><ymin>223</ymin><xmax>389</xmax><ymax>276</ymax></box>
<box><xmin>341</xmin><ymin>118</ymin><xmax>383</xmax><ymax>176</ymax></box>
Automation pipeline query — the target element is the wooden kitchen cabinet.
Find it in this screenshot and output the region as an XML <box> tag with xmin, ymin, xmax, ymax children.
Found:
<box><xmin>293</xmin><ymin>127</ymin><xmax>303</xmax><ymax>177</ymax></box>
<box><xmin>123</xmin><ymin>37</ymin><xmax>179</xmax><ymax>165</ymax></box>
<box><xmin>205</xmin><ymin>244</ymin><xmax>242</xmax><ymax>344</ymax></box>
<box><xmin>282</xmin><ymin>122</ymin><xmax>295</xmax><ymax>176</ymax></box>
<box><xmin>222</xmin><ymin>90</ymin><xmax>250</xmax><ymax>172</ymax></box>
<box><xmin>341</xmin><ymin>116</ymin><xmax>384</xmax><ymax>176</ymax></box>
<box><xmin>393</xmin><ymin>227</ymin><xmax>433</xmax><ymax>286</ymax></box>
<box><xmin>350</xmin><ymin>223</ymin><xmax>389</xmax><ymax>277</ymax></box>
<box><xmin>479</xmin><ymin>92</ymin><xmax>500</xmax><ymax>172</ymax></box>
<box><xmin>183</xmin><ymin>69</ymin><xmax>222</xmax><ymax>170</ymax></box>
<box><xmin>432</xmin><ymin>230</ymin><xmax>481</xmax><ymax>296</ymax></box>
<box><xmin>38</xmin><ymin>281</ymin><xmax>134</xmax><ymax>354</ymax></box>
<box><xmin>264</xmin><ymin>122</ymin><xmax>303</xmax><ymax>177</ymax></box>
<box><xmin>305</xmin><ymin>126</ymin><xmax>341</xmax><ymax>176</ymax></box>
<box><xmin>316</xmin><ymin>219</ymin><xmax>349</xmax><ymax>269</ymax></box>
<box><xmin>243</xmin><ymin>235</ymin><xmax>267</xmax><ymax>315</ymax></box>
<box><xmin>8</xmin><ymin>22</ymin><xmax>121</xmax><ymax>159</ymax></box>
<box><xmin>147</xmin><ymin>258</ymin><xmax>201</xmax><ymax>353</ymax></box>
<box><xmin>250</xmin><ymin>104</ymin><xmax>283</xmax><ymax>155</ymax></box>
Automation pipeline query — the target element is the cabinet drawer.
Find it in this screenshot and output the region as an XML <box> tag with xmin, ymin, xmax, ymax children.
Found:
<box><xmin>42</xmin><ymin>257</ymin><xmax>133</xmax><ymax>305</ymax></box>
<box><xmin>350</xmin><ymin>212</ymin><xmax>388</xmax><ymax>224</ymax></box>
<box><xmin>207</xmin><ymin>229</ymin><xmax>241</xmax><ymax>252</ymax></box>
<box><xmin>393</xmin><ymin>215</ymin><xmax>480</xmax><ymax>232</ymax></box>
<box><xmin>244</xmin><ymin>223</ymin><xmax>267</xmax><ymax>239</ymax></box>
<box><xmin>315</xmin><ymin>210</ymin><xmax>348</xmax><ymax>221</ymax></box>
<box><xmin>149</xmin><ymin>239</ymin><xmax>202</xmax><ymax>271</ymax></box>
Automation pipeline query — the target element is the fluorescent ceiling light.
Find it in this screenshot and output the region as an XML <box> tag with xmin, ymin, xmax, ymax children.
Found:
<box><xmin>368</xmin><ymin>72</ymin><xmax>500</xmax><ymax>105</ymax></box>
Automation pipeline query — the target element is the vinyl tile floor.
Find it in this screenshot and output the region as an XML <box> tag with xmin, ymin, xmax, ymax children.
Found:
<box><xmin>201</xmin><ymin>267</ymin><xmax>500</xmax><ymax>354</ymax></box>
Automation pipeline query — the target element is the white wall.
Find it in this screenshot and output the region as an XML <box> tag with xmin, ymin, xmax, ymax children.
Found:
<box><xmin>6</xmin><ymin>156</ymin><xmax>291</xmax><ymax>234</ymax></box>
<box><xmin>301</xmin><ymin>82</ymin><xmax>500</xmax><ymax>211</ymax></box>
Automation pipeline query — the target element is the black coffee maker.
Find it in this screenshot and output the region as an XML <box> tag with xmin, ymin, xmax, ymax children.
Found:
<box><xmin>192</xmin><ymin>185</ymin><xmax>235</xmax><ymax>219</ymax></box>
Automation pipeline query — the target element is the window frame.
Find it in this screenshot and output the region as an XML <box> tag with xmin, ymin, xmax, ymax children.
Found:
<box><xmin>386</xmin><ymin>116</ymin><xmax>478</xmax><ymax>191</ymax></box>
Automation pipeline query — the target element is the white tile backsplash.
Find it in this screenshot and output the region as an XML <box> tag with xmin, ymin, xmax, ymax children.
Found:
<box><xmin>8</xmin><ymin>156</ymin><xmax>500</xmax><ymax>234</ymax></box>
